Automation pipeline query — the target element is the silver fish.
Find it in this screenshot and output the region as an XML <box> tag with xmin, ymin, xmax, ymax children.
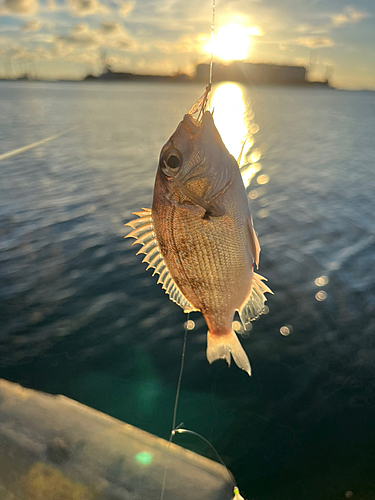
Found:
<box><xmin>126</xmin><ymin>93</ymin><xmax>272</xmax><ymax>375</ymax></box>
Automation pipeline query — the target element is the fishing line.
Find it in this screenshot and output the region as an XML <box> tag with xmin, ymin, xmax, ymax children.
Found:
<box><xmin>208</xmin><ymin>369</ymin><xmax>217</xmax><ymax>457</ymax></box>
<box><xmin>173</xmin><ymin>428</ymin><xmax>236</xmax><ymax>488</ymax></box>
<box><xmin>194</xmin><ymin>0</ymin><xmax>215</xmax><ymax>121</ymax></box>
<box><xmin>209</xmin><ymin>0</ymin><xmax>215</xmax><ymax>88</ymax></box>
<box><xmin>159</xmin><ymin>315</ymin><xmax>189</xmax><ymax>500</ymax></box>
<box><xmin>171</xmin><ymin>315</ymin><xmax>188</xmax><ymax>435</ymax></box>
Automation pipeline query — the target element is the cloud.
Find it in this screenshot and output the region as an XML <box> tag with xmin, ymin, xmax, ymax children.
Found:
<box><xmin>66</xmin><ymin>0</ymin><xmax>110</xmax><ymax>17</ymax></box>
<box><xmin>151</xmin><ymin>31</ymin><xmax>227</xmax><ymax>56</ymax></box>
<box><xmin>22</xmin><ymin>19</ymin><xmax>41</xmax><ymax>31</ymax></box>
<box><xmin>57</xmin><ymin>23</ymin><xmax>97</xmax><ymax>47</ymax></box>
<box><xmin>125</xmin><ymin>0</ymin><xmax>211</xmax><ymax>33</ymax></box>
<box><xmin>154</xmin><ymin>34</ymin><xmax>207</xmax><ymax>54</ymax></box>
<box><xmin>100</xmin><ymin>21</ymin><xmax>121</xmax><ymax>34</ymax></box>
<box><xmin>3</xmin><ymin>44</ymin><xmax>37</xmax><ymax>60</ymax></box>
<box><xmin>118</xmin><ymin>0</ymin><xmax>134</xmax><ymax>17</ymax></box>
<box><xmin>47</xmin><ymin>0</ymin><xmax>61</xmax><ymax>10</ymax></box>
<box><xmin>297</xmin><ymin>36</ymin><xmax>335</xmax><ymax>48</ymax></box>
<box><xmin>55</xmin><ymin>22</ymin><xmax>135</xmax><ymax>51</ymax></box>
<box><xmin>2</xmin><ymin>41</ymin><xmax>99</xmax><ymax>67</ymax></box>
<box><xmin>0</xmin><ymin>0</ymin><xmax>38</xmax><ymax>15</ymax></box>
<box><xmin>46</xmin><ymin>0</ymin><xmax>65</xmax><ymax>11</ymax></box>
<box><xmin>296</xmin><ymin>23</ymin><xmax>329</xmax><ymax>35</ymax></box>
<box><xmin>332</xmin><ymin>7</ymin><xmax>368</xmax><ymax>27</ymax></box>
<box><xmin>98</xmin><ymin>22</ymin><xmax>134</xmax><ymax>48</ymax></box>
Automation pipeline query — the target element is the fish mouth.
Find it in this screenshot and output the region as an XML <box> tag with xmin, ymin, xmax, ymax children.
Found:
<box><xmin>182</xmin><ymin>109</ymin><xmax>221</xmax><ymax>153</ymax></box>
<box><xmin>180</xmin><ymin>83</ymin><xmax>214</xmax><ymax>132</ymax></box>
<box><xmin>182</xmin><ymin>110</ymin><xmax>213</xmax><ymax>136</ymax></box>
<box><xmin>201</xmin><ymin>110</ymin><xmax>214</xmax><ymax>129</ymax></box>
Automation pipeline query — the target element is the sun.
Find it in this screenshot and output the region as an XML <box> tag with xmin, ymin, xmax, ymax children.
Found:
<box><xmin>205</xmin><ymin>23</ymin><xmax>254</xmax><ymax>61</ymax></box>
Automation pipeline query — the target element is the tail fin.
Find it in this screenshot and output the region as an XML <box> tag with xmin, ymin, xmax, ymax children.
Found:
<box><xmin>206</xmin><ymin>330</ymin><xmax>251</xmax><ymax>376</ymax></box>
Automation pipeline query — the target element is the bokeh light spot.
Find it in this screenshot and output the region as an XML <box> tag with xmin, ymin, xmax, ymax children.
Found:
<box><xmin>257</xmin><ymin>174</ymin><xmax>270</xmax><ymax>185</ymax></box>
<box><xmin>244</xmin><ymin>137</ymin><xmax>254</xmax><ymax>151</ymax></box>
<box><xmin>250</xmin><ymin>123</ymin><xmax>259</xmax><ymax>134</ymax></box>
<box><xmin>241</xmin><ymin>162</ymin><xmax>261</xmax><ymax>188</ymax></box>
<box><xmin>232</xmin><ymin>321</ymin><xmax>244</xmax><ymax>333</ymax></box>
<box><xmin>315</xmin><ymin>290</ymin><xmax>327</xmax><ymax>301</ymax></box>
<box><xmin>257</xmin><ymin>208</ymin><xmax>269</xmax><ymax>219</ymax></box>
<box><xmin>134</xmin><ymin>451</ymin><xmax>153</xmax><ymax>466</ymax></box>
<box><xmin>315</xmin><ymin>275</ymin><xmax>329</xmax><ymax>287</ymax></box>
<box><xmin>250</xmin><ymin>149</ymin><xmax>261</xmax><ymax>163</ymax></box>
<box><xmin>184</xmin><ymin>320</ymin><xmax>195</xmax><ymax>330</ymax></box>
<box><xmin>248</xmin><ymin>190</ymin><xmax>258</xmax><ymax>200</ymax></box>
<box><xmin>280</xmin><ymin>325</ymin><xmax>293</xmax><ymax>336</ymax></box>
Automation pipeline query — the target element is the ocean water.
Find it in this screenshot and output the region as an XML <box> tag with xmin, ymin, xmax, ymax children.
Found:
<box><xmin>1</xmin><ymin>81</ymin><xmax>375</xmax><ymax>499</ymax></box>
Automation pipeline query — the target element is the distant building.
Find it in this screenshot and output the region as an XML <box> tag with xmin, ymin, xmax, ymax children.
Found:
<box><xmin>195</xmin><ymin>62</ymin><xmax>309</xmax><ymax>86</ymax></box>
<box><xmin>85</xmin><ymin>68</ymin><xmax>166</xmax><ymax>82</ymax></box>
<box><xmin>83</xmin><ymin>61</ymin><xmax>330</xmax><ymax>88</ymax></box>
<box><xmin>84</xmin><ymin>67</ymin><xmax>190</xmax><ymax>83</ymax></box>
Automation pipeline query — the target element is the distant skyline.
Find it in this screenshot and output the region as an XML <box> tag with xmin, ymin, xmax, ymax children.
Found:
<box><xmin>0</xmin><ymin>0</ymin><xmax>374</xmax><ymax>89</ymax></box>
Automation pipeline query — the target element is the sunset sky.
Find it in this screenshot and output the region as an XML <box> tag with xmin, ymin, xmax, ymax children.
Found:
<box><xmin>0</xmin><ymin>0</ymin><xmax>374</xmax><ymax>89</ymax></box>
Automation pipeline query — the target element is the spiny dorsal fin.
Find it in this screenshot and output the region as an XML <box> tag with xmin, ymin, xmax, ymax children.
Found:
<box><xmin>238</xmin><ymin>273</ymin><xmax>273</xmax><ymax>329</ymax></box>
<box><xmin>247</xmin><ymin>217</ymin><xmax>260</xmax><ymax>268</ymax></box>
<box><xmin>237</xmin><ymin>139</ymin><xmax>247</xmax><ymax>166</ymax></box>
<box><xmin>125</xmin><ymin>208</ymin><xmax>197</xmax><ymax>313</ymax></box>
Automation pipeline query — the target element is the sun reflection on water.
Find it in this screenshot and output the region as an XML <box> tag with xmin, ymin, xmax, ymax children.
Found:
<box><xmin>241</xmin><ymin>163</ymin><xmax>261</xmax><ymax>187</ymax></box>
<box><xmin>210</xmin><ymin>82</ymin><xmax>264</xmax><ymax>189</ymax></box>
<box><xmin>210</xmin><ymin>83</ymin><xmax>249</xmax><ymax>161</ymax></box>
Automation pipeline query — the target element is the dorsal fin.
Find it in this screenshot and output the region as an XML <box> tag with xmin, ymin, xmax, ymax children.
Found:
<box><xmin>237</xmin><ymin>139</ymin><xmax>247</xmax><ymax>166</ymax></box>
<box><xmin>238</xmin><ymin>273</ymin><xmax>273</xmax><ymax>329</ymax></box>
<box><xmin>125</xmin><ymin>208</ymin><xmax>197</xmax><ymax>313</ymax></box>
<box><xmin>247</xmin><ymin>217</ymin><xmax>260</xmax><ymax>268</ymax></box>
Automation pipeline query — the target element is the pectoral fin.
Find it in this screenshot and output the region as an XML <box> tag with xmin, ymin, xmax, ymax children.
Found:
<box><xmin>125</xmin><ymin>208</ymin><xmax>198</xmax><ymax>313</ymax></box>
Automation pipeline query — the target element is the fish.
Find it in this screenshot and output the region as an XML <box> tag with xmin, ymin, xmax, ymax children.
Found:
<box><xmin>125</xmin><ymin>91</ymin><xmax>272</xmax><ymax>376</ymax></box>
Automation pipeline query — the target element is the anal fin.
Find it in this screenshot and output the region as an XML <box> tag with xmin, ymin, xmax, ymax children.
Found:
<box><xmin>125</xmin><ymin>208</ymin><xmax>198</xmax><ymax>313</ymax></box>
<box><xmin>238</xmin><ymin>273</ymin><xmax>273</xmax><ymax>329</ymax></box>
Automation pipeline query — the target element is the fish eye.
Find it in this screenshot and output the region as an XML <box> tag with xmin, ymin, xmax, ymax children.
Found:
<box><xmin>160</xmin><ymin>149</ymin><xmax>182</xmax><ymax>177</ymax></box>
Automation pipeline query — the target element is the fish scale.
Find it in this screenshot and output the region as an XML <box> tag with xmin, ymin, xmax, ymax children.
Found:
<box><xmin>153</xmin><ymin>192</ymin><xmax>253</xmax><ymax>336</ymax></box>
